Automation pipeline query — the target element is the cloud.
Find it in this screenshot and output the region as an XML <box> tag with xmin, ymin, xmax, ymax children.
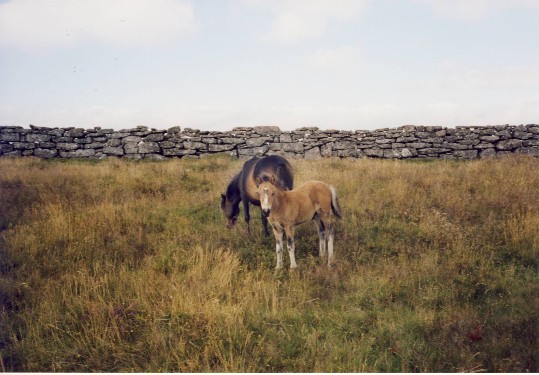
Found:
<box><xmin>436</xmin><ymin>61</ymin><xmax>539</xmax><ymax>90</ymax></box>
<box><xmin>414</xmin><ymin>0</ymin><xmax>539</xmax><ymax>21</ymax></box>
<box><xmin>0</xmin><ymin>0</ymin><xmax>196</xmax><ymax>52</ymax></box>
<box><xmin>307</xmin><ymin>46</ymin><xmax>359</xmax><ymax>69</ymax></box>
<box><xmin>245</xmin><ymin>0</ymin><xmax>370</xmax><ymax>44</ymax></box>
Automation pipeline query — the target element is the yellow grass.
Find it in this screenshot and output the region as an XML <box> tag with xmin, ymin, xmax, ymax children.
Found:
<box><xmin>1</xmin><ymin>155</ymin><xmax>538</xmax><ymax>371</ymax></box>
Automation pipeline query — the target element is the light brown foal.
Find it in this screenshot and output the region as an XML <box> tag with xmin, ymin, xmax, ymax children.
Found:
<box><xmin>256</xmin><ymin>176</ymin><xmax>342</xmax><ymax>269</ymax></box>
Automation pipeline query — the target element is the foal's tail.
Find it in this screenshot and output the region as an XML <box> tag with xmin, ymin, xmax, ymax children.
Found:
<box><xmin>330</xmin><ymin>186</ymin><xmax>343</xmax><ymax>219</ymax></box>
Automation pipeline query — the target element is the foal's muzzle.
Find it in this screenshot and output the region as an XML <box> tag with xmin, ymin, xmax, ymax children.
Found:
<box><xmin>262</xmin><ymin>208</ymin><xmax>271</xmax><ymax>217</ymax></box>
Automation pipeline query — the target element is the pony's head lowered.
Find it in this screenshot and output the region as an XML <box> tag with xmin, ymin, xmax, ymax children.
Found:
<box><xmin>221</xmin><ymin>175</ymin><xmax>241</xmax><ymax>229</ymax></box>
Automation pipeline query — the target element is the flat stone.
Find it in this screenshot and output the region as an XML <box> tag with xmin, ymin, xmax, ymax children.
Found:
<box><xmin>304</xmin><ymin>146</ymin><xmax>321</xmax><ymax>160</ymax></box>
<box><xmin>253</xmin><ymin>126</ymin><xmax>280</xmax><ymax>135</ymax></box>
<box><xmin>496</xmin><ymin>139</ymin><xmax>522</xmax><ymax>150</ymax></box>
<box><xmin>138</xmin><ymin>141</ymin><xmax>160</xmax><ymax>154</ymax></box>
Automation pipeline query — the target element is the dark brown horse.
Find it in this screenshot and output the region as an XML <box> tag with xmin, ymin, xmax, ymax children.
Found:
<box><xmin>221</xmin><ymin>155</ymin><xmax>293</xmax><ymax>236</ymax></box>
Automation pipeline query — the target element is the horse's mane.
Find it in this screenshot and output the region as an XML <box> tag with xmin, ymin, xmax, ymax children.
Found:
<box><xmin>226</xmin><ymin>173</ymin><xmax>241</xmax><ymax>198</ymax></box>
<box><xmin>259</xmin><ymin>174</ymin><xmax>288</xmax><ymax>190</ymax></box>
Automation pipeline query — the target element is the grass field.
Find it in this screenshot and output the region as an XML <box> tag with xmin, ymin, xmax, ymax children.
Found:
<box><xmin>1</xmin><ymin>155</ymin><xmax>538</xmax><ymax>372</ymax></box>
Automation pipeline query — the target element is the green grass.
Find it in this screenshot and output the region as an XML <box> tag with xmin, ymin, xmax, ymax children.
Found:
<box><xmin>1</xmin><ymin>155</ymin><xmax>538</xmax><ymax>372</ymax></box>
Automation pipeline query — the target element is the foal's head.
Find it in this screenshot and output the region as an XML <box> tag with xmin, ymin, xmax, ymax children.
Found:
<box><xmin>255</xmin><ymin>175</ymin><xmax>278</xmax><ymax>216</ymax></box>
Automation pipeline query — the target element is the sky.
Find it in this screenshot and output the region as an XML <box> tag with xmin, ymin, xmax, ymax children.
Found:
<box><xmin>1</xmin><ymin>0</ymin><xmax>539</xmax><ymax>131</ymax></box>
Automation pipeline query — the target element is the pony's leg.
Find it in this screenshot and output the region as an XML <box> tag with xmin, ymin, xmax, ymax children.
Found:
<box><xmin>272</xmin><ymin>226</ymin><xmax>284</xmax><ymax>269</ymax></box>
<box><xmin>261</xmin><ymin>210</ymin><xmax>270</xmax><ymax>237</ymax></box>
<box><xmin>242</xmin><ymin>199</ymin><xmax>251</xmax><ymax>235</ymax></box>
<box><xmin>285</xmin><ymin>226</ymin><xmax>298</xmax><ymax>269</ymax></box>
<box><xmin>314</xmin><ymin>214</ymin><xmax>327</xmax><ymax>258</ymax></box>
<box><xmin>327</xmin><ymin>222</ymin><xmax>335</xmax><ymax>268</ymax></box>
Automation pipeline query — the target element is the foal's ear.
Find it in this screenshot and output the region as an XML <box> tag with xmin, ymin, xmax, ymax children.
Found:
<box><xmin>255</xmin><ymin>177</ymin><xmax>262</xmax><ymax>187</ymax></box>
<box><xmin>270</xmin><ymin>175</ymin><xmax>276</xmax><ymax>185</ymax></box>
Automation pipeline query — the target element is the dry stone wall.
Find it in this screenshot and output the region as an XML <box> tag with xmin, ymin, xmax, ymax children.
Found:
<box><xmin>1</xmin><ymin>124</ymin><xmax>538</xmax><ymax>160</ymax></box>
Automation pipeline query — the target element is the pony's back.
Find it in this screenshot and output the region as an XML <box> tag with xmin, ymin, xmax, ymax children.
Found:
<box><xmin>253</xmin><ymin>155</ymin><xmax>294</xmax><ymax>190</ymax></box>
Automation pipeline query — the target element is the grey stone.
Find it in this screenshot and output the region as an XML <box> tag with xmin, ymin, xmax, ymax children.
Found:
<box><xmin>479</xmin><ymin>135</ymin><xmax>500</xmax><ymax>142</ymax></box>
<box><xmin>364</xmin><ymin>148</ymin><xmax>384</xmax><ymax>157</ymax></box>
<box><xmin>453</xmin><ymin>150</ymin><xmax>478</xmax><ymax>159</ymax></box>
<box><xmin>320</xmin><ymin>143</ymin><xmax>333</xmax><ymax>157</ymax></box>
<box><xmin>34</xmin><ymin>148</ymin><xmax>57</xmax><ymax>158</ymax></box>
<box><xmin>167</xmin><ymin>126</ymin><xmax>182</xmax><ymax>136</ymax></box>
<box><xmin>159</xmin><ymin>141</ymin><xmax>178</xmax><ymax>149</ymax></box>
<box><xmin>496</xmin><ymin>139</ymin><xmax>522</xmax><ymax>150</ymax></box>
<box><xmin>474</xmin><ymin>142</ymin><xmax>495</xmax><ymax>149</ymax></box>
<box><xmin>183</xmin><ymin>140</ymin><xmax>206</xmax><ymax>150</ymax></box>
<box><xmin>0</xmin><ymin>144</ymin><xmax>14</xmax><ymax>153</ymax></box>
<box><xmin>304</xmin><ymin>146</ymin><xmax>321</xmax><ymax>160</ymax></box>
<box><xmin>103</xmin><ymin>146</ymin><xmax>124</xmax><ymax>156</ymax></box>
<box><xmin>280</xmin><ymin>133</ymin><xmax>293</xmax><ymax>143</ymax></box>
<box><xmin>12</xmin><ymin>142</ymin><xmax>35</xmax><ymax>150</ymax></box>
<box><xmin>221</xmin><ymin>137</ymin><xmax>244</xmax><ymax>144</ymax></box>
<box><xmin>144</xmin><ymin>133</ymin><xmax>165</xmax><ymax>142</ymax></box>
<box><xmin>64</xmin><ymin>128</ymin><xmax>85</xmax><ymax>137</ymax></box>
<box><xmin>443</xmin><ymin>142</ymin><xmax>470</xmax><ymax>150</ymax></box>
<box><xmin>513</xmin><ymin>130</ymin><xmax>532</xmax><ymax>140</ymax></box>
<box><xmin>479</xmin><ymin>148</ymin><xmax>497</xmax><ymax>158</ymax></box>
<box><xmin>84</xmin><ymin>142</ymin><xmax>105</xmax><ymax>149</ymax></box>
<box><xmin>238</xmin><ymin>145</ymin><xmax>269</xmax><ymax>156</ymax></box>
<box><xmin>281</xmin><ymin>142</ymin><xmax>303</xmax><ymax>153</ymax></box>
<box><xmin>74</xmin><ymin>137</ymin><xmax>92</xmax><ymax>144</ymax></box>
<box><xmin>143</xmin><ymin>154</ymin><xmax>166</xmax><ymax>160</ymax></box>
<box><xmin>209</xmin><ymin>144</ymin><xmax>235</xmax><ymax>152</ymax></box>
<box><xmin>246</xmin><ymin>137</ymin><xmax>271</xmax><ymax>147</ymax></box>
<box><xmin>253</xmin><ymin>126</ymin><xmax>280</xmax><ymax>135</ymax></box>
<box><xmin>0</xmin><ymin>133</ymin><xmax>20</xmax><ymax>142</ymax></box>
<box><xmin>57</xmin><ymin>143</ymin><xmax>79</xmax><ymax>151</ymax></box>
<box><xmin>59</xmin><ymin>149</ymin><xmax>96</xmax><ymax>158</ymax></box>
<box><xmin>106</xmin><ymin>138</ymin><xmax>122</xmax><ymax>147</ymax></box>
<box><xmin>124</xmin><ymin>142</ymin><xmax>139</xmax><ymax>154</ymax></box>
<box><xmin>162</xmin><ymin>148</ymin><xmax>196</xmax><ymax>156</ymax></box>
<box><xmin>517</xmin><ymin>147</ymin><xmax>539</xmax><ymax>156</ymax></box>
<box><xmin>122</xmin><ymin>136</ymin><xmax>143</xmax><ymax>144</ymax></box>
<box><xmin>26</xmin><ymin>133</ymin><xmax>51</xmax><ymax>142</ymax></box>
<box><xmin>138</xmin><ymin>142</ymin><xmax>160</xmax><ymax>154</ymax></box>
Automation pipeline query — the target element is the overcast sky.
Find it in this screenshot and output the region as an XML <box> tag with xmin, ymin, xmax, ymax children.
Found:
<box><xmin>1</xmin><ymin>0</ymin><xmax>538</xmax><ymax>131</ymax></box>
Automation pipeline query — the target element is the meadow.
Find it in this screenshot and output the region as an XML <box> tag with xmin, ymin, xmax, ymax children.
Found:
<box><xmin>0</xmin><ymin>155</ymin><xmax>538</xmax><ymax>372</ymax></box>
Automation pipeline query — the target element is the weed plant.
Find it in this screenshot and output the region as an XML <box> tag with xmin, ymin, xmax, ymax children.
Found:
<box><xmin>0</xmin><ymin>156</ymin><xmax>538</xmax><ymax>372</ymax></box>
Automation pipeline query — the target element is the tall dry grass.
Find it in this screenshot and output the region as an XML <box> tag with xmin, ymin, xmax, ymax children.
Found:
<box><xmin>1</xmin><ymin>156</ymin><xmax>538</xmax><ymax>372</ymax></box>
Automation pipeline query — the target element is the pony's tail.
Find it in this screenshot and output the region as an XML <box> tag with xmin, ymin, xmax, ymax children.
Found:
<box><xmin>330</xmin><ymin>186</ymin><xmax>342</xmax><ymax>219</ymax></box>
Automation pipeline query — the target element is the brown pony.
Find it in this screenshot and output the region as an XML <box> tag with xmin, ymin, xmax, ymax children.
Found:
<box><xmin>221</xmin><ymin>156</ymin><xmax>294</xmax><ymax>236</ymax></box>
<box><xmin>255</xmin><ymin>176</ymin><xmax>342</xmax><ymax>269</ymax></box>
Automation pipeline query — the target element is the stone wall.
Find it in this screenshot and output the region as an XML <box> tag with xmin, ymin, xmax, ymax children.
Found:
<box><xmin>1</xmin><ymin>124</ymin><xmax>538</xmax><ymax>160</ymax></box>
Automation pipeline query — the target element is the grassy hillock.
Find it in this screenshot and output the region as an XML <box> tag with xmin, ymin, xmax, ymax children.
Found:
<box><xmin>1</xmin><ymin>156</ymin><xmax>538</xmax><ymax>372</ymax></box>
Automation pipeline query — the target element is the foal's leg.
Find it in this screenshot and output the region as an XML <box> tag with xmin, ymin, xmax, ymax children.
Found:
<box><xmin>314</xmin><ymin>214</ymin><xmax>327</xmax><ymax>258</ymax></box>
<box><xmin>327</xmin><ymin>222</ymin><xmax>335</xmax><ymax>268</ymax></box>
<box><xmin>319</xmin><ymin>209</ymin><xmax>334</xmax><ymax>268</ymax></box>
<box><xmin>285</xmin><ymin>226</ymin><xmax>298</xmax><ymax>269</ymax></box>
<box><xmin>272</xmin><ymin>226</ymin><xmax>285</xmax><ymax>269</ymax></box>
<box><xmin>261</xmin><ymin>210</ymin><xmax>270</xmax><ymax>237</ymax></box>
<box><xmin>242</xmin><ymin>198</ymin><xmax>251</xmax><ymax>235</ymax></box>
